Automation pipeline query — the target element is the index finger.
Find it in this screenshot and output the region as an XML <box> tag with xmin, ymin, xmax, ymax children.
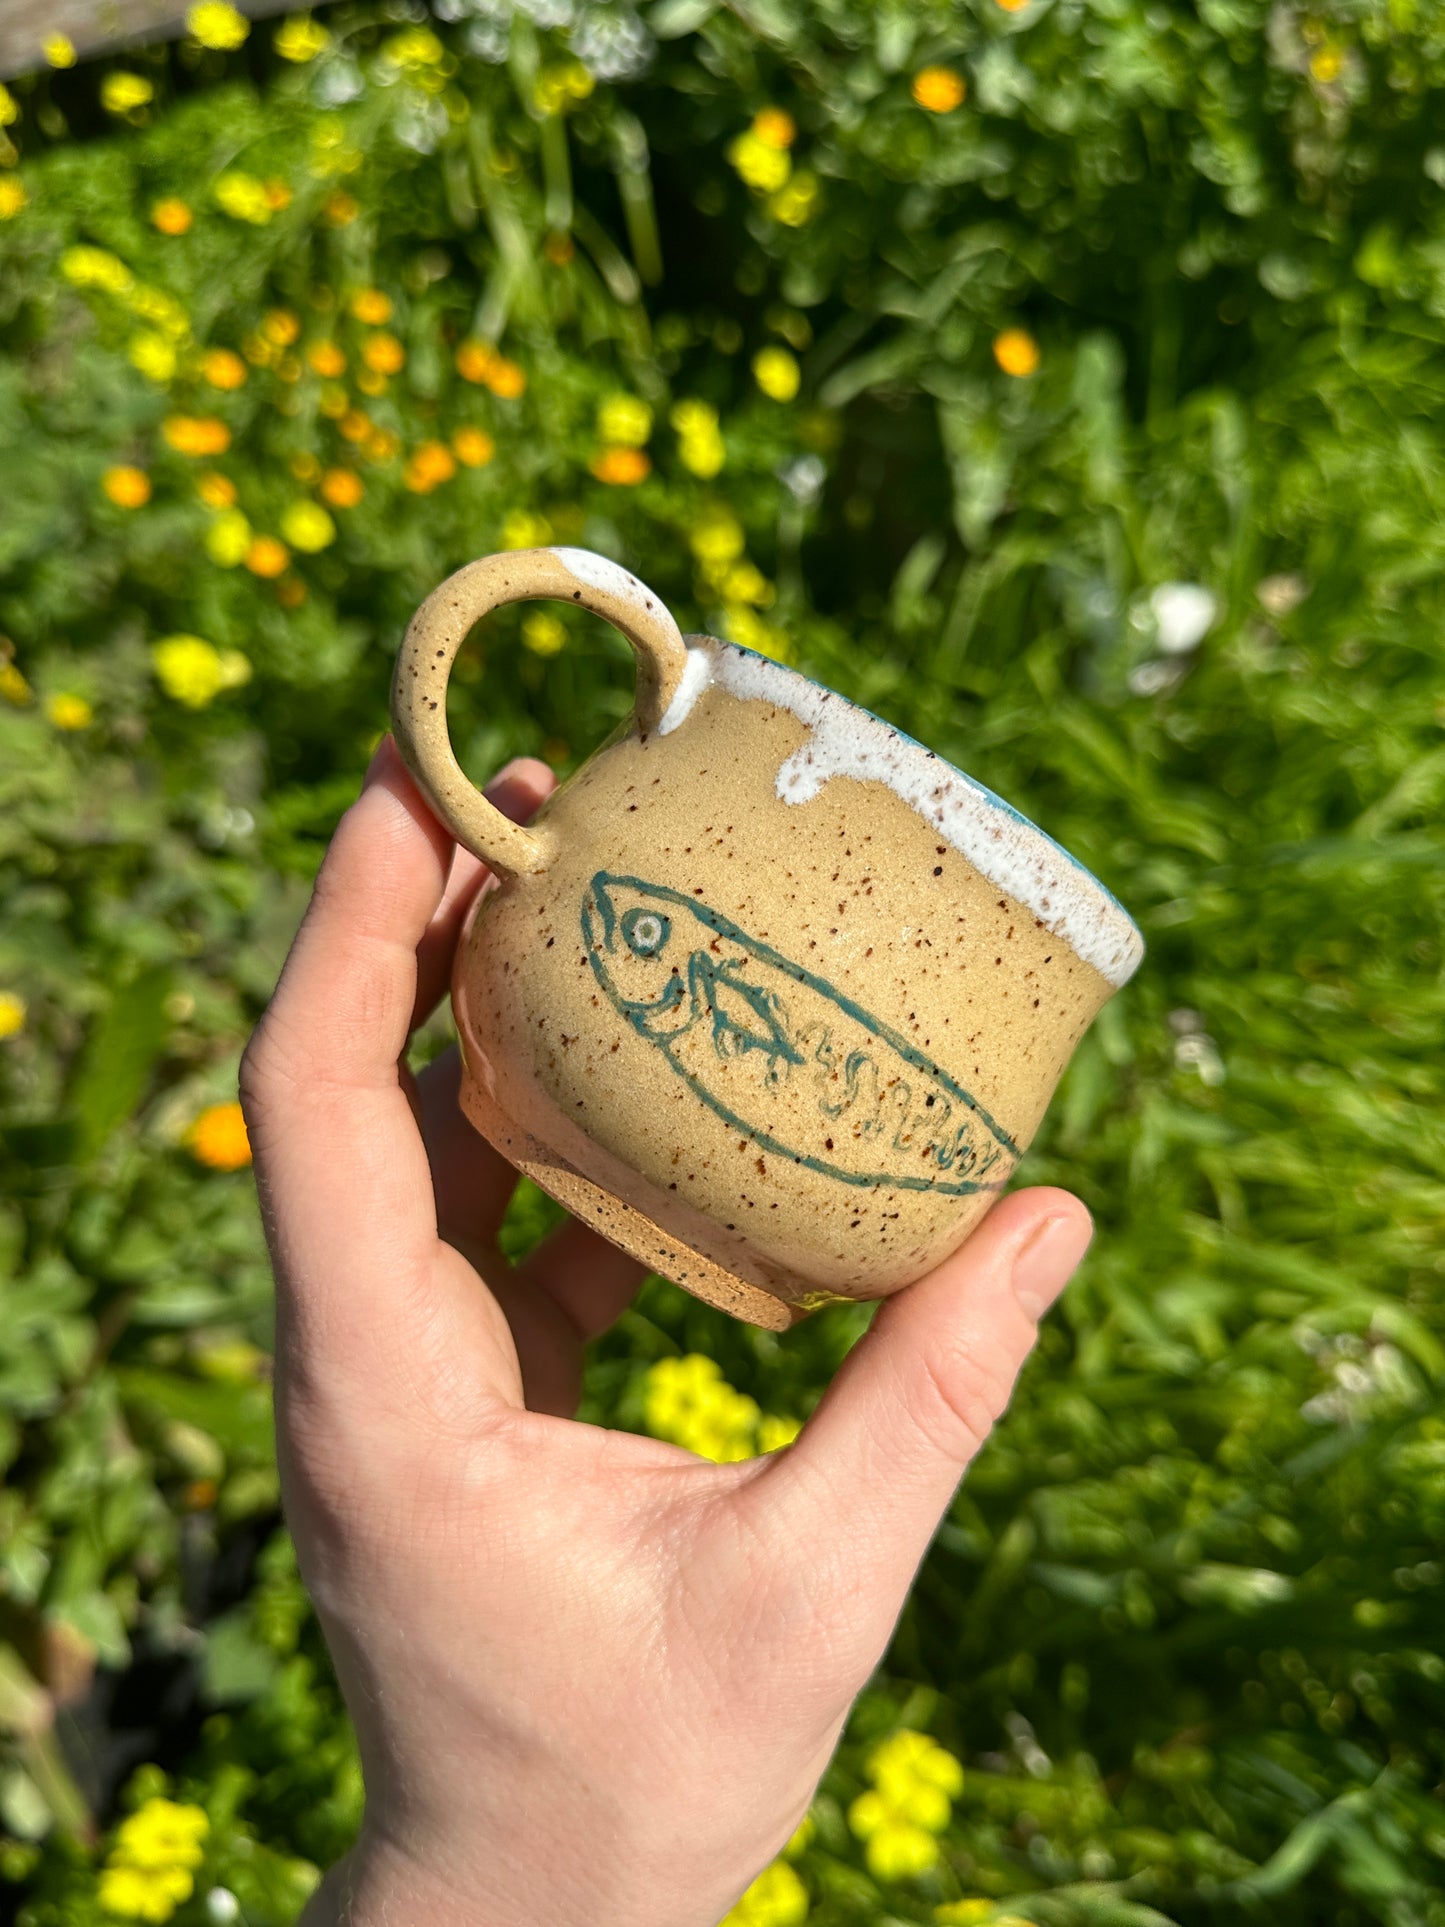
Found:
<box><xmin>240</xmin><ymin>740</ymin><xmax>510</xmax><ymax>1402</ymax></box>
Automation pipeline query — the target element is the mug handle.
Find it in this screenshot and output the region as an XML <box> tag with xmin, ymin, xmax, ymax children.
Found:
<box><xmin>391</xmin><ymin>546</ymin><xmax>690</xmax><ymax>877</ymax></box>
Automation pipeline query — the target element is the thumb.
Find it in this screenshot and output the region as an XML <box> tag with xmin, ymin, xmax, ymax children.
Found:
<box><xmin>756</xmin><ymin>1189</ymin><xmax>1092</xmax><ymax>1619</ymax></box>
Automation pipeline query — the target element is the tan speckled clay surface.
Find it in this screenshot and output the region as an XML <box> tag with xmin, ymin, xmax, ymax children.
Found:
<box><xmin>393</xmin><ymin>549</ymin><xmax>1144</xmax><ymax>1328</ymax></box>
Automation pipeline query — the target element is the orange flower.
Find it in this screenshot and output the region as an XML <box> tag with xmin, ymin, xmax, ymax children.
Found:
<box><xmin>201</xmin><ymin>347</ymin><xmax>247</xmax><ymax>390</ymax></box>
<box><xmin>152</xmin><ymin>198</ymin><xmax>193</xmax><ymax>235</ymax></box>
<box><xmin>320</xmin><ymin>467</ymin><xmax>364</xmax><ymax>507</ymax></box>
<box><xmin>264</xmin><ymin>178</ymin><xmax>292</xmax><ymax>211</ymax></box>
<box><xmin>403</xmin><ymin>441</ymin><xmax>457</xmax><ymax>492</ymax></box>
<box><xmin>994</xmin><ymin>0</ymin><xmax>1030</xmax><ymax>9</ymax></box>
<box><xmin>364</xmin><ymin>428</ymin><xmax>400</xmax><ymax>463</ymax></box>
<box><xmin>163</xmin><ymin>415</ymin><xmax>232</xmax><ymax>456</ymax></box>
<box><xmin>912</xmin><ymin>66</ymin><xmax>966</xmax><ymax>113</ymax></box>
<box><xmin>188</xmin><ymin>1100</ymin><xmax>252</xmax><ymax>1170</ymax></box>
<box><xmin>307</xmin><ymin>340</ymin><xmax>346</xmax><ymax>377</ymax></box>
<box><xmin>752</xmin><ymin>107</ymin><xmax>796</xmax><ymax>149</ymax></box>
<box><xmin>362</xmin><ymin>332</ymin><xmax>405</xmax><ymax>375</ymax></box>
<box><xmin>351</xmin><ymin>288</ymin><xmax>392</xmax><ymax>325</ymax></box>
<box><xmin>262</xmin><ymin>308</ymin><xmax>301</xmax><ymax>347</ymax></box>
<box><xmin>197</xmin><ymin>471</ymin><xmax>237</xmax><ymax>508</ymax></box>
<box><xmin>455</xmin><ymin>338</ymin><xmax>496</xmax><ymax>384</ymax></box>
<box><xmin>452</xmin><ymin>426</ymin><xmax>495</xmax><ymax>467</ymax></box>
<box><xmin>484</xmin><ymin>356</ymin><xmax>526</xmax><ymax>399</ymax></box>
<box><xmin>102</xmin><ymin>465</ymin><xmax>151</xmax><ymax>508</ymax></box>
<box><xmin>590</xmin><ymin>446</ymin><xmax>651</xmax><ymax>485</ymax></box>
<box><xmin>338</xmin><ymin>409</ymin><xmax>372</xmax><ymax>443</ymax></box>
<box><xmin>245</xmin><ymin>535</ymin><xmax>289</xmax><ymax>578</ymax></box>
<box><xmin>992</xmin><ymin>327</ymin><xmax>1040</xmax><ymax>377</ymax></box>
<box><xmin>323</xmin><ymin>189</ymin><xmax>359</xmax><ymax>225</ymax></box>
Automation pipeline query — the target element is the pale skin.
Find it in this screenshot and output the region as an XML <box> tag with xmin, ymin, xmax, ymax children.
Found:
<box><xmin>239</xmin><ymin>739</ymin><xmax>1096</xmax><ymax>1927</ymax></box>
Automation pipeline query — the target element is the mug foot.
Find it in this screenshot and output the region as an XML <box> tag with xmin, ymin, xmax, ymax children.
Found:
<box><xmin>457</xmin><ymin>1074</ymin><xmax>819</xmax><ymax>1331</ymax></box>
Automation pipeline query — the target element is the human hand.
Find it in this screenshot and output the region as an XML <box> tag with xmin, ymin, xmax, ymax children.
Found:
<box><xmin>240</xmin><ymin>739</ymin><xmax>1094</xmax><ymax>1927</ymax></box>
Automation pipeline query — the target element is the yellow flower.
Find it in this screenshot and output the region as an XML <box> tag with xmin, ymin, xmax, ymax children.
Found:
<box><xmin>643</xmin><ymin>1355</ymin><xmax>761</xmax><ymax>1462</ymax></box>
<box><xmin>452</xmin><ymin>426</ymin><xmax>495</xmax><ymax>468</ymax></box>
<box><xmin>591</xmin><ymin>446</ymin><xmax>651</xmax><ymax>485</ymax></box>
<box><xmin>403</xmin><ymin>441</ymin><xmax>457</xmax><ymax>492</ymax></box>
<box><xmin>1310</xmin><ymin>45</ymin><xmax>1343</xmax><ymax>82</ymax></box>
<box><xmin>163</xmin><ymin>415</ymin><xmax>231</xmax><ymax>456</ymax></box>
<box><xmin>0</xmin><ymin>84</ymin><xmax>16</xmax><ymax>126</ymax></box>
<box><xmin>61</xmin><ymin>246</ymin><xmax>134</xmax><ymax>295</ymax></box>
<box><xmin>0</xmin><ymin>992</ymin><xmax>26</xmax><ymax>1039</ymax></box>
<box><xmin>689</xmin><ymin>505</ymin><xmax>745</xmax><ymax>567</ymax></box>
<box><xmin>0</xmin><ymin>661</ymin><xmax>33</xmax><ymax>705</ymax></box>
<box><xmin>485</xmin><ymin>355</ymin><xmax>526</xmax><ymax>399</ymax></box>
<box><xmin>196</xmin><ymin>471</ymin><xmax>236</xmax><ymax>508</ymax></box>
<box><xmin>846</xmin><ymin>1801</ymin><xmax>939</xmax><ymax>1881</ymax></box>
<box><xmin>153</xmin><ymin>634</ymin><xmax>251</xmax><ymax>704</ymax></box>
<box><xmin>724</xmin><ymin>604</ymin><xmax>790</xmax><ymax>662</ymax></box>
<box><xmin>355</xmin><ymin>368</ymin><xmax>387</xmax><ymax>398</ymax></box>
<box><xmin>501</xmin><ymin>509</ymin><xmax>552</xmax><ymax>549</ymax></box>
<box><xmin>128</xmin><ymin>284</ymin><xmax>189</xmax><ymax>338</ymax></box>
<box><xmin>671</xmin><ymin>400</ymin><xmax>726</xmax><ymax>477</ymax></box>
<box><xmin>262</xmin><ymin>309</ymin><xmax>301</xmax><ymax>347</ymax></box>
<box><xmin>768</xmin><ymin>171</ymin><xmax>818</xmax><ymax>227</ymax></box>
<box><xmin>289</xmin><ymin>451</ymin><xmax>321</xmax><ymax>483</ymax></box>
<box><xmin>935</xmin><ymin>1905</ymin><xmax>997</xmax><ymax>1925</ymax></box>
<box><xmin>151</xmin><ymin>197</ymin><xmax>192</xmax><ymax>235</ymax></box>
<box><xmin>281</xmin><ymin>500</ymin><xmax>336</xmax><ymax>552</ymax></box>
<box><xmin>362</xmin><ymin>332</ymin><xmax>405</xmax><ymax>375</ymax></box>
<box><xmin>98</xmin><ymin>1862</ymin><xmax>193</xmax><ymax>1921</ymax></box>
<box><xmin>320</xmin><ymin>467</ymin><xmax>364</xmax><ymax>507</ymax></box>
<box><xmin>759</xmin><ymin>1413</ymin><xmax>802</xmax><ymax>1452</ymax></box>
<box><xmin>46</xmin><ymin>693</ymin><xmax>93</xmax><ymax>731</ymax></box>
<box><xmin>728</xmin><ymin>131</ymin><xmax>791</xmax><ymax>195</ymax></box>
<box><xmin>102</xmin><ymin>73</ymin><xmax>154</xmax><ymax>114</ymax></box>
<box><xmin>276</xmin><ymin>15</ymin><xmax>330</xmax><ymax>62</ymax></box>
<box><xmin>597</xmin><ymin>394</ymin><xmax>653</xmax><ymax>447</ymax></box>
<box><xmin>912</xmin><ymin>66</ymin><xmax>967</xmax><ymax>113</ymax></box>
<box><xmin>245</xmin><ymin>536</ymin><xmax>289</xmax><ymax>578</ymax></box>
<box><xmin>214</xmin><ymin>172</ymin><xmax>273</xmax><ymax>224</ymax></box>
<box><xmin>318</xmin><ymin>385</ymin><xmax>350</xmax><ymax>422</ymax></box>
<box><xmin>200</xmin><ymin>347</ymin><xmax>247</xmax><ymax>390</ymax></box>
<box><xmin>523</xmin><ymin>612</ymin><xmax>567</xmax><ymax>657</ymax></box>
<box><xmin>722</xmin><ymin>560</ymin><xmax>774</xmax><ymax>606</ymax></box>
<box><xmin>43</xmin><ymin>34</ymin><xmax>76</xmax><ymax>67</ymax></box>
<box><xmin>994</xmin><ymin>0</ymin><xmax>1031</xmax><ymax>10</ymax></box>
<box><xmin>0</xmin><ymin>178</ymin><xmax>26</xmax><ymax>220</ymax></box>
<box><xmin>753</xmin><ymin>347</ymin><xmax>800</xmax><ymax>402</ymax></box>
<box><xmin>187</xmin><ymin>2</ymin><xmax>248</xmax><ymax>49</ymax></box>
<box><xmin>365</xmin><ymin>428</ymin><xmax>400</xmax><ymax>466</ymax></box>
<box><xmin>719</xmin><ymin>1859</ymin><xmax>809</xmax><ymax>1926</ymax></box>
<box><xmin>784</xmin><ymin>1814</ymin><xmax>815</xmax><ymax>1859</ymax></box>
<box><xmin>350</xmin><ymin>288</ymin><xmax>393</xmax><ymax>325</ymax></box>
<box><xmin>456</xmin><ymin>338</ymin><xmax>497</xmax><ymax>384</ymax></box>
<box><xmin>103</xmin><ymin>466</ymin><xmax>151</xmax><ymax>508</ymax></box>
<box><xmin>204</xmin><ymin>510</ymin><xmax>252</xmax><ymax>567</ymax></box>
<box><xmin>992</xmin><ymin>327</ymin><xmax>1040</xmax><ymax>377</ymax></box>
<box><xmin>307</xmin><ymin>340</ymin><xmax>346</xmax><ymax>377</ymax></box>
<box><xmin>322</xmin><ymin>189</ymin><xmax>359</xmax><ymax>225</ymax></box>
<box><xmin>112</xmin><ymin>1799</ymin><xmax>209</xmax><ymax>1872</ymax></box>
<box><xmin>383</xmin><ymin>26</ymin><xmax>446</xmax><ymax>66</ymax></box>
<box><xmin>534</xmin><ymin>59</ymin><xmax>595</xmax><ymax>115</ymax></box>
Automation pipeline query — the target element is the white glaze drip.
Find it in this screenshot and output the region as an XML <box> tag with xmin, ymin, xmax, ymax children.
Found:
<box><xmin>549</xmin><ymin>548</ymin><xmax>685</xmax><ymax>653</ymax></box>
<box><xmin>655</xmin><ymin>639</ymin><xmax>1144</xmax><ymax>988</ymax></box>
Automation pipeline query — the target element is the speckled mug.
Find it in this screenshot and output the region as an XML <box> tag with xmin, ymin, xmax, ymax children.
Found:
<box><xmin>392</xmin><ymin>547</ymin><xmax>1143</xmax><ymax>1330</ymax></box>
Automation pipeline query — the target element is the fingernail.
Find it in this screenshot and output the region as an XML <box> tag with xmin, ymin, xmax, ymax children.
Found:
<box><xmin>1012</xmin><ymin>1211</ymin><xmax>1093</xmax><ymax>1319</ymax></box>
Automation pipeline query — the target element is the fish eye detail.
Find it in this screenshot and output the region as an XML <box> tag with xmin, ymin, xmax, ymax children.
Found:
<box><xmin>622</xmin><ymin>908</ymin><xmax>671</xmax><ymax>957</ymax></box>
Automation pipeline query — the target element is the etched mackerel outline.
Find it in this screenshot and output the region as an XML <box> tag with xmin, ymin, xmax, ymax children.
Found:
<box><xmin>582</xmin><ymin>871</ymin><xmax>1021</xmax><ymax>1198</ymax></box>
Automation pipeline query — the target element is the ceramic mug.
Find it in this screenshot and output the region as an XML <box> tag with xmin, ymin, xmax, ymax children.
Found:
<box><xmin>392</xmin><ymin>547</ymin><xmax>1143</xmax><ymax>1330</ymax></box>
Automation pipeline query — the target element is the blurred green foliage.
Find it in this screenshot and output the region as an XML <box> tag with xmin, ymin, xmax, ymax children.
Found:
<box><xmin>1</xmin><ymin>2</ymin><xmax>1443</xmax><ymax>1923</ymax></box>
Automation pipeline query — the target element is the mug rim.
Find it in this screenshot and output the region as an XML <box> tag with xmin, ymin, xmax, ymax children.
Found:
<box><xmin>658</xmin><ymin>631</ymin><xmax>1145</xmax><ymax>988</ymax></box>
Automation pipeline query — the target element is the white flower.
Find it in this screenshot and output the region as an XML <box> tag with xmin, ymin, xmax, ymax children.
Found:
<box><xmin>206</xmin><ymin>1892</ymin><xmax>240</xmax><ymax>1924</ymax></box>
<box><xmin>1150</xmin><ymin>581</ymin><xmax>1217</xmax><ymax>654</ymax></box>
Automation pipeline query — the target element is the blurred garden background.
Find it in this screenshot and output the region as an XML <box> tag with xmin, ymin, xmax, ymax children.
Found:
<box><xmin>1</xmin><ymin>1</ymin><xmax>1443</xmax><ymax>1922</ymax></box>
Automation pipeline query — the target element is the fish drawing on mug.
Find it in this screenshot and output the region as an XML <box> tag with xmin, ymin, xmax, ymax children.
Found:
<box><xmin>581</xmin><ymin>872</ymin><xmax>1021</xmax><ymax>1196</ymax></box>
